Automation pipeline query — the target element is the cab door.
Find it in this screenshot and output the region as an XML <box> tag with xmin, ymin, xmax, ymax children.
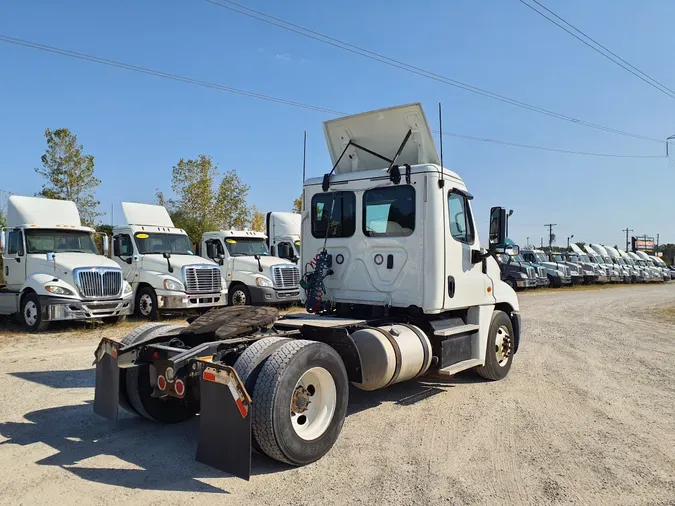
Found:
<box><xmin>114</xmin><ymin>233</ymin><xmax>136</xmax><ymax>283</ymax></box>
<box><xmin>4</xmin><ymin>229</ymin><xmax>26</xmax><ymax>291</ymax></box>
<box><xmin>444</xmin><ymin>190</ymin><xmax>488</xmax><ymax>309</ymax></box>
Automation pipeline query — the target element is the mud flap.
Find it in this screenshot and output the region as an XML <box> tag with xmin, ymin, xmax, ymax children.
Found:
<box><xmin>196</xmin><ymin>364</ymin><xmax>252</xmax><ymax>480</ymax></box>
<box><xmin>93</xmin><ymin>339</ymin><xmax>121</xmax><ymax>421</ymax></box>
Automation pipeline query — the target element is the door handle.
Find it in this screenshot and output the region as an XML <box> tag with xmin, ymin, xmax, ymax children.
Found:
<box><xmin>447</xmin><ymin>276</ymin><xmax>455</xmax><ymax>298</ymax></box>
<box><xmin>386</xmin><ymin>254</ymin><xmax>394</xmax><ymax>269</ymax></box>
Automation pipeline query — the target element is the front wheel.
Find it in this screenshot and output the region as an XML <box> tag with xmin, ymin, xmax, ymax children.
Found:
<box><xmin>476</xmin><ymin>310</ymin><xmax>514</xmax><ymax>381</ymax></box>
<box><xmin>20</xmin><ymin>292</ymin><xmax>49</xmax><ymax>332</ymax></box>
<box><xmin>252</xmin><ymin>340</ymin><xmax>349</xmax><ymax>466</ymax></box>
<box><xmin>135</xmin><ymin>286</ymin><xmax>159</xmax><ymax>320</ymax></box>
<box><xmin>228</xmin><ymin>285</ymin><xmax>251</xmax><ymax>306</ymax></box>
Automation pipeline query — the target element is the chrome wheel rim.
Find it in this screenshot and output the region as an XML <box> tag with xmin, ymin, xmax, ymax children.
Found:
<box><xmin>24</xmin><ymin>301</ymin><xmax>38</xmax><ymax>326</ymax></box>
<box><xmin>139</xmin><ymin>294</ymin><xmax>153</xmax><ymax>316</ymax></box>
<box><xmin>231</xmin><ymin>290</ymin><xmax>247</xmax><ymax>305</ymax></box>
<box><xmin>494</xmin><ymin>325</ymin><xmax>512</xmax><ymax>367</ymax></box>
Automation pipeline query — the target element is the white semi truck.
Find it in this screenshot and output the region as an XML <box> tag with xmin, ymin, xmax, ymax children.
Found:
<box><xmin>110</xmin><ymin>202</ymin><xmax>228</xmax><ymax>319</ymax></box>
<box><xmin>199</xmin><ymin>229</ymin><xmax>301</xmax><ymax>305</ymax></box>
<box><xmin>0</xmin><ymin>195</ymin><xmax>133</xmax><ymax>331</ymax></box>
<box><xmin>266</xmin><ymin>211</ymin><xmax>301</xmax><ymax>262</ymax></box>
<box><xmin>92</xmin><ymin>103</ymin><xmax>522</xmax><ymax>480</ymax></box>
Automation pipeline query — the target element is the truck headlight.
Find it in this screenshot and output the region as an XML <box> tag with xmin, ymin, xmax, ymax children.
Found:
<box><xmin>518</xmin><ymin>272</ymin><xmax>528</xmax><ymax>279</ymax></box>
<box><xmin>163</xmin><ymin>278</ymin><xmax>185</xmax><ymax>291</ymax></box>
<box><xmin>124</xmin><ymin>283</ymin><xmax>133</xmax><ymax>294</ymax></box>
<box><xmin>255</xmin><ymin>276</ymin><xmax>273</xmax><ymax>287</ymax></box>
<box><xmin>45</xmin><ymin>285</ymin><xmax>75</xmax><ymax>296</ymax></box>
<box><xmin>555</xmin><ymin>270</ymin><xmax>564</xmax><ymax>277</ymax></box>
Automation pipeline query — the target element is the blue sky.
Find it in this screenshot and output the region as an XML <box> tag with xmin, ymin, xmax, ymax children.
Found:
<box><xmin>2</xmin><ymin>0</ymin><xmax>674</xmax><ymax>247</ymax></box>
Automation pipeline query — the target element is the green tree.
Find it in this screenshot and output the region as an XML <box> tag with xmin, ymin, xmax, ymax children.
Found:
<box><xmin>292</xmin><ymin>194</ymin><xmax>302</xmax><ymax>213</ymax></box>
<box><xmin>250</xmin><ymin>205</ymin><xmax>265</xmax><ymax>232</ymax></box>
<box><xmin>167</xmin><ymin>155</ymin><xmax>251</xmax><ymax>245</ymax></box>
<box><xmin>34</xmin><ymin>128</ymin><xmax>101</xmax><ymax>226</ymax></box>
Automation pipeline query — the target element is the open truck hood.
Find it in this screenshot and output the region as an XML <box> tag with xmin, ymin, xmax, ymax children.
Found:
<box><xmin>323</xmin><ymin>103</ymin><xmax>440</xmax><ymax>174</ymax></box>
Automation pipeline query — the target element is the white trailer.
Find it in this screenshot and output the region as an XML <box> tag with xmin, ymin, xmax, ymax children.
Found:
<box><xmin>266</xmin><ymin>211</ymin><xmax>301</xmax><ymax>262</ymax></box>
<box><xmin>93</xmin><ymin>103</ymin><xmax>521</xmax><ymax>480</ymax></box>
<box><xmin>110</xmin><ymin>202</ymin><xmax>228</xmax><ymax>319</ymax></box>
<box><xmin>199</xmin><ymin>229</ymin><xmax>301</xmax><ymax>306</ymax></box>
<box><xmin>0</xmin><ymin>195</ymin><xmax>133</xmax><ymax>331</ymax></box>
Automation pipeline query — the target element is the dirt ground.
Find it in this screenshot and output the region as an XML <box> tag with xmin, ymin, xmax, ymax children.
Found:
<box><xmin>1</xmin><ymin>285</ymin><xmax>675</xmax><ymax>505</ymax></box>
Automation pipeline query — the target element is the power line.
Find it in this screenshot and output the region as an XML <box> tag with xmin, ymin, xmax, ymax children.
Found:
<box><xmin>545</xmin><ymin>223</ymin><xmax>557</xmax><ymax>250</ymax></box>
<box><xmin>0</xmin><ymin>34</ymin><xmax>663</xmax><ymax>160</ymax></box>
<box><xmin>519</xmin><ymin>0</ymin><xmax>675</xmax><ymax>99</ymax></box>
<box><xmin>203</xmin><ymin>0</ymin><xmax>662</xmax><ymax>144</ymax></box>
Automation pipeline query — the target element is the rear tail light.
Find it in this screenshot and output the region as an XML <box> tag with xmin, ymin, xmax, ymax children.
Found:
<box><xmin>157</xmin><ymin>375</ymin><xmax>167</xmax><ymax>391</ymax></box>
<box><xmin>175</xmin><ymin>379</ymin><xmax>185</xmax><ymax>398</ymax></box>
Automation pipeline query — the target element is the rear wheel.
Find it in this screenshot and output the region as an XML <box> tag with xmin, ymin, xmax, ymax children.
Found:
<box><xmin>123</xmin><ymin>324</ymin><xmax>199</xmax><ymax>423</ymax></box>
<box><xmin>476</xmin><ymin>310</ymin><xmax>514</xmax><ymax>381</ymax></box>
<box><xmin>21</xmin><ymin>292</ymin><xmax>49</xmax><ymax>332</ymax></box>
<box><xmin>251</xmin><ymin>340</ymin><xmax>349</xmax><ymax>466</ymax></box>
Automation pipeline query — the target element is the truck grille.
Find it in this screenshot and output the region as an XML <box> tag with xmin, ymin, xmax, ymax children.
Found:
<box><xmin>537</xmin><ymin>266</ymin><xmax>547</xmax><ymax>278</ymax></box>
<box><xmin>183</xmin><ymin>266</ymin><xmax>222</xmax><ymax>294</ymax></box>
<box><xmin>526</xmin><ymin>266</ymin><xmax>536</xmax><ymax>279</ymax></box>
<box><xmin>272</xmin><ymin>265</ymin><xmax>300</xmax><ymax>289</ymax></box>
<box><xmin>75</xmin><ymin>268</ymin><xmax>122</xmax><ymax>298</ymax></box>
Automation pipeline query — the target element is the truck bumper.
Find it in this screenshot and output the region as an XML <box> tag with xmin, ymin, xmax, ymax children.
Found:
<box><xmin>515</xmin><ymin>279</ymin><xmax>537</xmax><ymax>288</ymax></box>
<box><xmin>39</xmin><ymin>295</ymin><xmax>133</xmax><ymax>321</ymax></box>
<box><xmin>583</xmin><ymin>274</ymin><xmax>598</xmax><ymax>284</ymax></box>
<box><xmin>249</xmin><ymin>286</ymin><xmax>301</xmax><ymax>304</ymax></box>
<box><xmin>561</xmin><ymin>276</ymin><xmax>573</xmax><ymax>285</ymax></box>
<box><xmin>157</xmin><ymin>289</ymin><xmax>228</xmax><ymax>310</ymax></box>
<box><xmin>537</xmin><ymin>277</ymin><xmax>550</xmax><ymax>287</ymax></box>
<box><xmin>571</xmin><ymin>275</ymin><xmax>584</xmax><ymax>285</ymax></box>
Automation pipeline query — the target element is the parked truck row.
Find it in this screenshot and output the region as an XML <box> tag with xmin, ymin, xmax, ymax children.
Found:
<box><xmin>496</xmin><ymin>240</ymin><xmax>672</xmax><ymax>290</ymax></box>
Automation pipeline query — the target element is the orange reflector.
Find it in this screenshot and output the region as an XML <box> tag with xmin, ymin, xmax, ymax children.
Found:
<box><xmin>111</xmin><ymin>348</ymin><xmax>118</xmax><ymax>359</ymax></box>
<box><xmin>157</xmin><ymin>375</ymin><xmax>167</xmax><ymax>391</ymax></box>
<box><xmin>203</xmin><ymin>371</ymin><xmax>217</xmax><ymax>382</ymax></box>
<box><xmin>175</xmin><ymin>379</ymin><xmax>185</xmax><ymax>397</ymax></box>
<box><xmin>487</xmin><ymin>286</ymin><xmax>492</xmax><ymax>293</ymax></box>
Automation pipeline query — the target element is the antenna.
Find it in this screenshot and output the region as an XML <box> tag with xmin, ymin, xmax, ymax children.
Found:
<box><xmin>438</xmin><ymin>103</ymin><xmax>445</xmax><ymax>188</ymax></box>
<box><xmin>302</xmin><ymin>130</ymin><xmax>307</xmax><ymax>185</ymax></box>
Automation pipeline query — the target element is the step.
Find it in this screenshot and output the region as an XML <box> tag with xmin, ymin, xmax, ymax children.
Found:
<box><xmin>433</xmin><ymin>323</ymin><xmax>480</xmax><ymax>337</ymax></box>
<box><xmin>433</xmin><ymin>358</ymin><xmax>484</xmax><ymax>377</ymax></box>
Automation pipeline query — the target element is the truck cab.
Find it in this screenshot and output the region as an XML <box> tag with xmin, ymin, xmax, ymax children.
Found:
<box><xmin>521</xmin><ymin>249</ymin><xmax>572</xmax><ymax>287</ymax></box>
<box><xmin>619</xmin><ymin>249</ymin><xmax>648</xmax><ymax>283</ymax></box>
<box><xmin>200</xmin><ymin>230</ymin><xmax>301</xmax><ymax>306</ymax></box>
<box><xmin>548</xmin><ymin>252</ymin><xmax>584</xmax><ymax>285</ymax></box>
<box><xmin>495</xmin><ymin>251</ymin><xmax>538</xmax><ymax>290</ymax></box>
<box><xmin>588</xmin><ymin>244</ymin><xmax>622</xmax><ymax>283</ymax></box>
<box><xmin>603</xmin><ymin>245</ymin><xmax>633</xmax><ymax>283</ymax></box>
<box><xmin>266</xmin><ymin>212</ymin><xmax>301</xmax><ymax>263</ymax></box>
<box><xmin>628</xmin><ymin>251</ymin><xmax>655</xmax><ymax>282</ymax></box>
<box><xmin>0</xmin><ymin>195</ymin><xmax>133</xmax><ymax>331</ymax></box>
<box><xmin>110</xmin><ymin>202</ymin><xmax>227</xmax><ymax>319</ymax></box>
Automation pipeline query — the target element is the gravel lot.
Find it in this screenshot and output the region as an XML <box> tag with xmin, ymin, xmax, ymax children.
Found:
<box><xmin>1</xmin><ymin>285</ymin><xmax>674</xmax><ymax>505</ymax></box>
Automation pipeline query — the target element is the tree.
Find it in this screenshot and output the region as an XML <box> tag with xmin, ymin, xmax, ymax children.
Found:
<box><xmin>292</xmin><ymin>194</ymin><xmax>302</xmax><ymax>213</ymax></box>
<box><xmin>166</xmin><ymin>155</ymin><xmax>251</xmax><ymax>245</ymax></box>
<box><xmin>34</xmin><ymin>128</ymin><xmax>101</xmax><ymax>226</ymax></box>
<box><xmin>250</xmin><ymin>205</ymin><xmax>265</xmax><ymax>232</ymax></box>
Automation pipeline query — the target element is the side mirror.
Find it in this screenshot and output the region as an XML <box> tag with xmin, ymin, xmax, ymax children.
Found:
<box><xmin>206</xmin><ymin>242</ymin><xmax>218</xmax><ymax>260</ymax></box>
<box><xmin>505</xmin><ymin>245</ymin><xmax>520</xmax><ymax>256</ymax></box>
<box><xmin>102</xmin><ymin>235</ymin><xmax>109</xmax><ymax>256</ymax></box>
<box><xmin>217</xmin><ymin>252</ymin><xmax>225</xmax><ymax>266</ymax></box>
<box><xmin>278</xmin><ymin>243</ymin><xmax>292</xmax><ymax>260</ymax></box>
<box><xmin>489</xmin><ymin>207</ymin><xmax>507</xmax><ymax>247</ymax></box>
<box><xmin>113</xmin><ymin>236</ymin><xmax>122</xmax><ymax>257</ymax></box>
<box><xmin>162</xmin><ymin>252</ymin><xmax>171</xmax><ymax>259</ymax></box>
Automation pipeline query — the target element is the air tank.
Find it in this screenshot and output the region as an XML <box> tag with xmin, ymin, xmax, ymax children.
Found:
<box><xmin>350</xmin><ymin>324</ymin><xmax>433</xmax><ymax>391</ymax></box>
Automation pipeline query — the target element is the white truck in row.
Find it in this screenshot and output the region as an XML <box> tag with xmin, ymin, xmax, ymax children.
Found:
<box><xmin>93</xmin><ymin>103</ymin><xmax>522</xmax><ymax>479</ymax></box>
<box><xmin>0</xmin><ymin>196</ymin><xmax>133</xmax><ymax>331</ymax></box>
<box><xmin>266</xmin><ymin>211</ymin><xmax>301</xmax><ymax>262</ymax></box>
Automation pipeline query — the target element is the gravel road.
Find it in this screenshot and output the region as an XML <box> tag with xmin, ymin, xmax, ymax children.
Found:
<box><xmin>1</xmin><ymin>285</ymin><xmax>675</xmax><ymax>505</ymax></box>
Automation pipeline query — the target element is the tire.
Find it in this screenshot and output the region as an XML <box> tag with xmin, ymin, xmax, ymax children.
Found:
<box><xmin>548</xmin><ymin>275</ymin><xmax>562</xmax><ymax>288</ymax></box>
<box><xmin>124</xmin><ymin>324</ymin><xmax>199</xmax><ymax>423</ymax></box>
<box><xmin>252</xmin><ymin>340</ymin><xmax>349</xmax><ymax>466</ymax></box>
<box><xmin>233</xmin><ymin>337</ymin><xmax>292</xmax><ymax>451</ymax></box>
<box><xmin>476</xmin><ymin>310</ymin><xmax>514</xmax><ymax>381</ymax></box>
<box><xmin>118</xmin><ymin>323</ymin><xmax>171</xmax><ymax>415</ymax></box>
<box><xmin>20</xmin><ymin>292</ymin><xmax>49</xmax><ymax>332</ymax></box>
<box><xmin>229</xmin><ymin>284</ymin><xmax>251</xmax><ymax>306</ymax></box>
<box><xmin>505</xmin><ymin>278</ymin><xmax>516</xmax><ymax>289</ymax></box>
<box><xmin>135</xmin><ymin>286</ymin><xmax>159</xmax><ymax>320</ymax></box>
<box><xmin>102</xmin><ymin>315</ymin><xmax>127</xmax><ymax>325</ymax></box>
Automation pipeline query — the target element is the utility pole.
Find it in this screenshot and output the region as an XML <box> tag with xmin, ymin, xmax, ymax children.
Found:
<box><xmin>657</xmin><ymin>233</ymin><xmax>660</xmax><ymax>250</ymax></box>
<box><xmin>526</xmin><ymin>236</ymin><xmax>529</xmax><ymax>247</ymax></box>
<box><xmin>544</xmin><ymin>223</ymin><xmax>557</xmax><ymax>251</ymax></box>
<box><xmin>566</xmin><ymin>234</ymin><xmax>574</xmax><ymax>250</ymax></box>
<box><xmin>622</xmin><ymin>228</ymin><xmax>633</xmax><ymax>252</ymax></box>
<box><xmin>540</xmin><ymin>237</ymin><xmax>544</xmax><ymax>248</ymax></box>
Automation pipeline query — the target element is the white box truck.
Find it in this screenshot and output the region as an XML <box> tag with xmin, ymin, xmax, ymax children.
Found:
<box><xmin>110</xmin><ymin>202</ymin><xmax>228</xmax><ymax>319</ymax></box>
<box><xmin>93</xmin><ymin>103</ymin><xmax>522</xmax><ymax>480</ymax></box>
<box><xmin>199</xmin><ymin>229</ymin><xmax>301</xmax><ymax>306</ymax></box>
<box><xmin>266</xmin><ymin>212</ymin><xmax>301</xmax><ymax>262</ymax></box>
<box><xmin>0</xmin><ymin>195</ymin><xmax>133</xmax><ymax>331</ymax></box>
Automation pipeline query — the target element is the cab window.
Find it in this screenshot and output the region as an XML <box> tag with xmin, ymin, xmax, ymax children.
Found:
<box><xmin>363</xmin><ymin>185</ymin><xmax>415</xmax><ymax>237</ymax></box>
<box><xmin>311</xmin><ymin>191</ymin><xmax>356</xmax><ymax>239</ymax></box>
<box><xmin>118</xmin><ymin>234</ymin><xmax>133</xmax><ymax>256</ymax></box>
<box><xmin>448</xmin><ymin>193</ymin><xmax>475</xmax><ymax>244</ymax></box>
<box><xmin>7</xmin><ymin>230</ymin><xmax>23</xmax><ymax>255</ymax></box>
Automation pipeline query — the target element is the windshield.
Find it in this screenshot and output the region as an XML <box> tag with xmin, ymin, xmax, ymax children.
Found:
<box><xmin>135</xmin><ymin>232</ymin><xmax>194</xmax><ymax>255</ymax></box>
<box><xmin>535</xmin><ymin>253</ymin><xmax>548</xmax><ymax>263</ymax></box>
<box><xmin>551</xmin><ymin>254</ymin><xmax>564</xmax><ymax>262</ymax></box>
<box><xmin>225</xmin><ymin>237</ymin><xmax>270</xmax><ymax>257</ymax></box>
<box><xmin>603</xmin><ymin>256</ymin><xmax>612</xmax><ymax>264</ymax></box>
<box><xmin>569</xmin><ymin>255</ymin><xmax>581</xmax><ymax>262</ymax></box>
<box><xmin>25</xmin><ymin>229</ymin><xmax>98</xmax><ymax>254</ymax></box>
<box><xmin>579</xmin><ymin>254</ymin><xmax>590</xmax><ymax>262</ymax></box>
<box><xmin>511</xmin><ymin>254</ymin><xmax>525</xmax><ymax>262</ymax></box>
